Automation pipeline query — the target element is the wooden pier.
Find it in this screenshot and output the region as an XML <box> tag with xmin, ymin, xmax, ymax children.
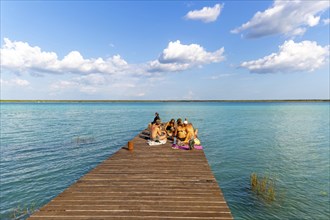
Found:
<box><xmin>29</xmin><ymin>131</ymin><xmax>233</xmax><ymax>219</ymax></box>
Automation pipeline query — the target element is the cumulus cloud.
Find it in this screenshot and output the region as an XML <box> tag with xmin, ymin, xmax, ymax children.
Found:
<box><xmin>240</xmin><ymin>40</ymin><xmax>329</xmax><ymax>73</ymax></box>
<box><xmin>1</xmin><ymin>38</ymin><xmax>225</xmax><ymax>78</ymax></box>
<box><xmin>231</xmin><ymin>0</ymin><xmax>329</xmax><ymax>38</ymax></box>
<box><xmin>185</xmin><ymin>4</ymin><xmax>223</xmax><ymax>23</ymax></box>
<box><xmin>1</xmin><ymin>38</ymin><xmax>128</xmax><ymax>75</ymax></box>
<box><xmin>148</xmin><ymin>40</ymin><xmax>225</xmax><ymax>72</ymax></box>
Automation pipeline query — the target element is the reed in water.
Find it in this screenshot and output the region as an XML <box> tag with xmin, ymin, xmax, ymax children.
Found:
<box><xmin>250</xmin><ymin>172</ymin><xmax>275</xmax><ymax>202</ymax></box>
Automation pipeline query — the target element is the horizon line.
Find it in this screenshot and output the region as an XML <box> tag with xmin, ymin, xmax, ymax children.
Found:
<box><xmin>1</xmin><ymin>99</ymin><xmax>329</xmax><ymax>103</ymax></box>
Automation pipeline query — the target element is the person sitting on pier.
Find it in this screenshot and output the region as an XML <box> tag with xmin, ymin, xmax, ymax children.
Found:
<box><xmin>183</xmin><ymin>121</ymin><xmax>198</xmax><ymax>144</ymax></box>
<box><xmin>150</xmin><ymin>119</ymin><xmax>167</xmax><ymax>141</ymax></box>
<box><xmin>148</xmin><ymin>112</ymin><xmax>161</xmax><ymax>131</ymax></box>
<box><xmin>164</xmin><ymin>118</ymin><xmax>175</xmax><ymax>139</ymax></box>
<box><xmin>152</xmin><ymin>112</ymin><xmax>160</xmax><ymax>124</ymax></box>
<box><xmin>175</xmin><ymin>118</ymin><xmax>186</xmax><ymax>143</ymax></box>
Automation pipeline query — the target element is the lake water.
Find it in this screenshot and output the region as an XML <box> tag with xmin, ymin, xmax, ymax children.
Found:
<box><xmin>1</xmin><ymin>102</ymin><xmax>329</xmax><ymax>219</ymax></box>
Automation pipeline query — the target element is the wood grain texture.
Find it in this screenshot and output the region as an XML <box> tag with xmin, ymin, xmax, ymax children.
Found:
<box><xmin>29</xmin><ymin>131</ymin><xmax>233</xmax><ymax>219</ymax></box>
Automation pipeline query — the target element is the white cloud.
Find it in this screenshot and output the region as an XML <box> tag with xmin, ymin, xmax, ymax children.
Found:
<box><xmin>75</xmin><ymin>74</ymin><xmax>108</xmax><ymax>86</ymax></box>
<box><xmin>323</xmin><ymin>18</ymin><xmax>330</xmax><ymax>25</ymax></box>
<box><xmin>148</xmin><ymin>40</ymin><xmax>225</xmax><ymax>72</ymax></box>
<box><xmin>49</xmin><ymin>72</ymin><xmax>140</xmax><ymax>96</ymax></box>
<box><xmin>204</xmin><ymin>73</ymin><xmax>233</xmax><ymax>80</ymax></box>
<box><xmin>231</xmin><ymin>0</ymin><xmax>329</xmax><ymax>38</ymax></box>
<box><xmin>185</xmin><ymin>4</ymin><xmax>223</xmax><ymax>23</ymax></box>
<box><xmin>50</xmin><ymin>74</ymin><xmax>109</xmax><ymax>92</ymax></box>
<box><xmin>50</xmin><ymin>80</ymin><xmax>78</xmax><ymax>90</ymax></box>
<box><xmin>112</xmin><ymin>83</ymin><xmax>136</xmax><ymax>88</ymax></box>
<box><xmin>50</xmin><ymin>79</ymin><xmax>102</xmax><ymax>95</ymax></box>
<box><xmin>159</xmin><ymin>40</ymin><xmax>224</xmax><ymax>63</ymax></box>
<box><xmin>240</xmin><ymin>40</ymin><xmax>329</xmax><ymax>73</ymax></box>
<box><xmin>1</xmin><ymin>38</ymin><xmax>224</xmax><ymax>77</ymax></box>
<box><xmin>1</xmin><ymin>38</ymin><xmax>128</xmax><ymax>75</ymax></box>
<box><xmin>147</xmin><ymin>60</ymin><xmax>190</xmax><ymax>73</ymax></box>
<box><xmin>13</xmin><ymin>78</ymin><xmax>30</xmax><ymax>86</ymax></box>
<box><xmin>0</xmin><ymin>78</ymin><xmax>30</xmax><ymax>86</ymax></box>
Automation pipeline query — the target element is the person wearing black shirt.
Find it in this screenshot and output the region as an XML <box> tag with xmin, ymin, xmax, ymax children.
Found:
<box><xmin>152</xmin><ymin>112</ymin><xmax>160</xmax><ymax>124</ymax></box>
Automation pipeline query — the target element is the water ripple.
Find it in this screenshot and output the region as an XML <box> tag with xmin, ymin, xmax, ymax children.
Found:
<box><xmin>1</xmin><ymin>102</ymin><xmax>329</xmax><ymax>220</ymax></box>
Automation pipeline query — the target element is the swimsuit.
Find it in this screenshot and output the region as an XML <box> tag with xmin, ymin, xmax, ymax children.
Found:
<box><xmin>166</xmin><ymin>125</ymin><xmax>174</xmax><ymax>131</ymax></box>
<box><xmin>177</xmin><ymin>137</ymin><xmax>186</xmax><ymax>141</ymax></box>
<box><xmin>177</xmin><ymin>129</ymin><xmax>186</xmax><ymax>140</ymax></box>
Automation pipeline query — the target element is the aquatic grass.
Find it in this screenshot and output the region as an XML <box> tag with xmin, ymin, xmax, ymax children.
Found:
<box><xmin>250</xmin><ymin>173</ymin><xmax>276</xmax><ymax>202</ymax></box>
<box><xmin>10</xmin><ymin>202</ymin><xmax>37</xmax><ymax>220</ymax></box>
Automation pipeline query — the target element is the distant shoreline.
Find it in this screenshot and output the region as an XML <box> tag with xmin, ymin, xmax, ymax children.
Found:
<box><xmin>1</xmin><ymin>99</ymin><xmax>329</xmax><ymax>103</ymax></box>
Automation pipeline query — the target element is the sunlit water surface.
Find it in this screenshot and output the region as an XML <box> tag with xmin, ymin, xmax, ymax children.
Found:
<box><xmin>1</xmin><ymin>102</ymin><xmax>329</xmax><ymax>219</ymax></box>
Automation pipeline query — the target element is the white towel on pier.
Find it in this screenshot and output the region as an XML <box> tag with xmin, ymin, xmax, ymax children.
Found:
<box><xmin>147</xmin><ymin>139</ymin><xmax>167</xmax><ymax>146</ymax></box>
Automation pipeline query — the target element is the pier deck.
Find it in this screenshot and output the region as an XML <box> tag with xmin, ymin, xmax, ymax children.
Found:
<box><xmin>29</xmin><ymin>131</ymin><xmax>233</xmax><ymax>219</ymax></box>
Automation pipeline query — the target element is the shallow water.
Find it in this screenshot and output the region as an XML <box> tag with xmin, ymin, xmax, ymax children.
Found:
<box><xmin>1</xmin><ymin>102</ymin><xmax>329</xmax><ymax>219</ymax></box>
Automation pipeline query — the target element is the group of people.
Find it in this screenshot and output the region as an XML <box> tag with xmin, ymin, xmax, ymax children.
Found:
<box><xmin>148</xmin><ymin>112</ymin><xmax>199</xmax><ymax>146</ymax></box>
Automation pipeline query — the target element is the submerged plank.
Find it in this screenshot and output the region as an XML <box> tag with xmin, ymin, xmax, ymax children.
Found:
<box><xmin>29</xmin><ymin>130</ymin><xmax>233</xmax><ymax>219</ymax></box>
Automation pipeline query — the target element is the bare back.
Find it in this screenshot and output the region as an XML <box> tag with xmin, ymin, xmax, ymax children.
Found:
<box><xmin>184</xmin><ymin>123</ymin><xmax>198</xmax><ymax>143</ymax></box>
<box><xmin>150</xmin><ymin>124</ymin><xmax>166</xmax><ymax>140</ymax></box>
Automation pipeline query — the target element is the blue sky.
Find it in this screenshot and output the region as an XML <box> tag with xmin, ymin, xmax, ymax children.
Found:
<box><xmin>1</xmin><ymin>0</ymin><xmax>329</xmax><ymax>100</ymax></box>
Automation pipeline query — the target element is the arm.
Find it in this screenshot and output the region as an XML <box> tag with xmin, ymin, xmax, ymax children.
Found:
<box><xmin>164</xmin><ymin>122</ymin><xmax>169</xmax><ymax>130</ymax></box>
<box><xmin>157</xmin><ymin>127</ymin><xmax>162</xmax><ymax>136</ymax></box>
<box><xmin>183</xmin><ymin>126</ymin><xmax>192</xmax><ymax>143</ymax></box>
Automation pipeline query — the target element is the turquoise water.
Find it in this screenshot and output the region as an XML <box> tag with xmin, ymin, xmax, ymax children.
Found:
<box><xmin>0</xmin><ymin>102</ymin><xmax>329</xmax><ymax>219</ymax></box>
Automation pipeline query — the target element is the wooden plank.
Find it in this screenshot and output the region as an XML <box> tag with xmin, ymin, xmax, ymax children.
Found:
<box><xmin>28</xmin><ymin>130</ymin><xmax>233</xmax><ymax>219</ymax></box>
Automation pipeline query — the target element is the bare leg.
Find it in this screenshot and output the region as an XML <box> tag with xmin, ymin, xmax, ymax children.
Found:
<box><xmin>159</xmin><ymin>134</ymin><xmax>167</xmax><ymax>140</ymax></box>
